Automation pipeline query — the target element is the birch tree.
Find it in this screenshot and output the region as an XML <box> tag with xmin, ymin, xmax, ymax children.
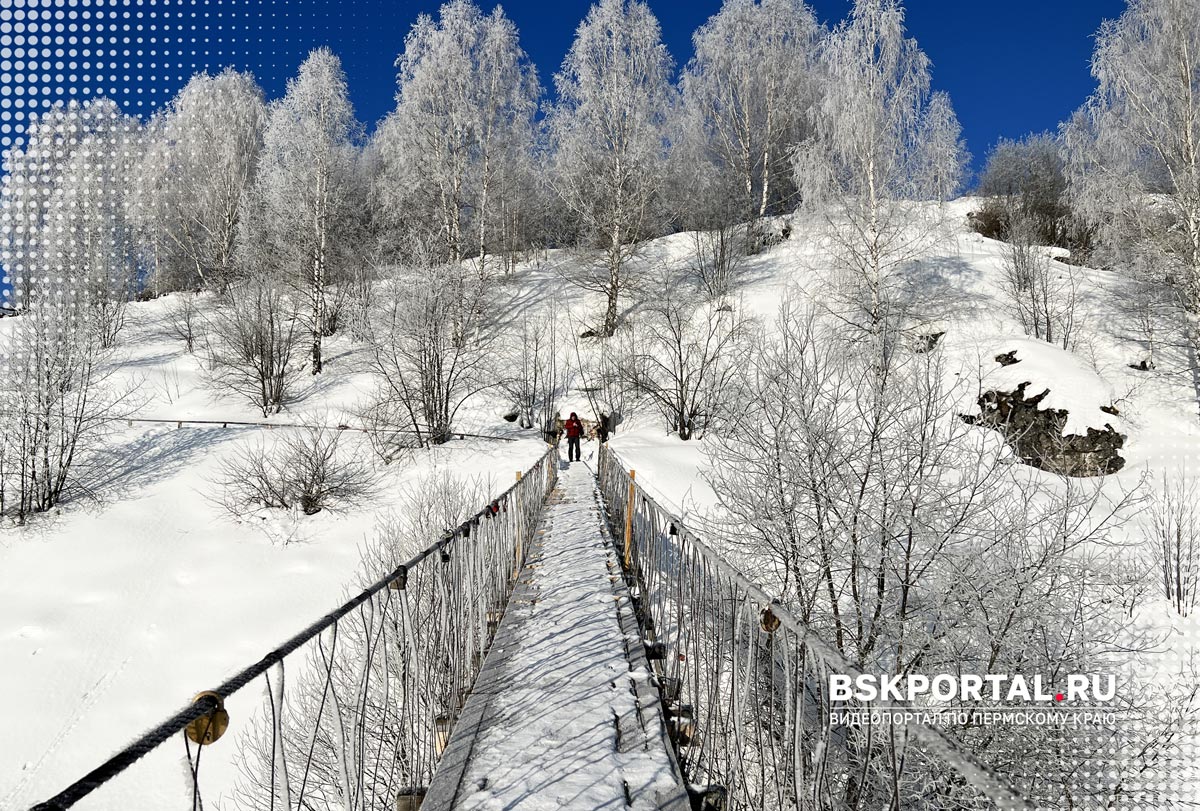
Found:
<box><xmin>500</xmin><ymin>309</ymin><xmax>573</xmax><ymax>431</ymax></box>
<box><xmin>1065</xmin><ymin>0</ymin><xmax>1200</xmax><ymax>308</ymax></box>
<box><xmin>616</xmin><ymin>287</ymin><xmax>751</xmax><ymax>439</ymax></box>
<box><xmin>548</xmin><ymin>0</ymin><xmax>675</xmax><ymax>337</ymax></box>
<box><xmin>363</xmin><ymin>265</ymin><xmax>495</xmax><ymax>447</ymax></box>
<box><xmin>706</xmin><ymin>301</ymin><xmax>1152</xmax><ymax>805</ymax></box>
<box><xmin>39</xmin><ymin>100</ymin><xmax>144</xmax><ymax>348</ymax></box>
<box><xmin>793</xmin><ymin>0</ymin><xmax>967</xmax><ymax>334</ymax></box>
<box><xmin>134</xmin><ymin>70</ymin><xmax>266</xmax><ymax>293</ymax></box>
<box><xmin>679</xmin><ymin>0</ymin><xmax>824</xmax><ymax>221</ymax></box>
<box><xmin>0</xmin><ymin>300</ymin><xmax>132</xmax><ymax>522</ymax></box>
<box><xmin>1064</xmin><ymin>0</ymin><xmax>1200</xmax><ymax>413</ymax></box>
<box><xmin>0</xmin><ymin>101</ymin><xmax>140</xmax><ymax>521</ymax></box>
<box><xmin>379</xmin><ymin>0</ymin><xmax>540</xmax><ymax>270</ymax></box>
<box><xmin>207</xmin><ymin>276</ymin><xmax>306</xmax><ymax>417</ymax></box>
<box><xmin>910</xmin><ymin>90</ymin><xmax>968</xmax><ymax>202</ymax></box>
<box><xmin>1</xmin><ymin>105</ymin><xmax>87</xmax><ymax>311</ymax></box>
<box><xmin>244</xmin><ymin>48</ymin><xmax>360</xmax><ymax>375</ymax></box>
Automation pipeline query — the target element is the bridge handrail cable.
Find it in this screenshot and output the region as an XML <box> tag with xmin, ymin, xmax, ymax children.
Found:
<box><xmin>598</xmin><ymin>443</ymin><xmax>1031</xmax><ymax>811</ymax></box>
<box><xmin>31</xmin><ymin>445</ymin><xmax>559</xmax><ymax>811</ymax></box>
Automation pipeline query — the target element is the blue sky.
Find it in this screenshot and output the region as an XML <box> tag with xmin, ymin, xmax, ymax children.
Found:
<box><xmin>3</xmin><ymin>0</ymin><xmax>1130</xmax><ymax>179</ymax></box>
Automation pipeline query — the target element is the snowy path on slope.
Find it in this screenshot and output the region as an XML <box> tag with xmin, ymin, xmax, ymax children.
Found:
<box><xmin>435</xmin><ymin>457</ymin><xmax>686</xmax><ymax>811</ymax></box>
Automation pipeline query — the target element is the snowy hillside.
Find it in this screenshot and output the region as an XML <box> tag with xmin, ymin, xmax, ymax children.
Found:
<box><xmin>4</xmin><ymin>200</ymin><xmax>1200</xmax><ymax>806</ymax></box>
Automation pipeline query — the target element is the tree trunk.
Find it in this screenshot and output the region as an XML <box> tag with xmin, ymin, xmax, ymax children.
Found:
<box><xmin>758</xmin><ymin>100</ymin><xmax>774</xmax><ymax>218</ymax></box>
<box><xmin>603</xmin><ymin>284</ymin><xmax>619</xmax><ymax>338</ymax></box>
<box><xmin>312</xmin><ymin>231</ymin><xmax>326</xmax><ymax>375</ymax></box>
<box><xmin>601</xmin><ymin>228</ymin><xmax>623</xmax><ymax>338</ymax></box>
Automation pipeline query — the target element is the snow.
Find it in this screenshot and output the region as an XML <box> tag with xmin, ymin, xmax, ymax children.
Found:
<box><xmin>603</xmin><ymin>432</ymin><xmax>714</xmax><ymax>520</ymax></box>
<box><xmin>445</xmin><ymin>457</ymin><xmax>684</xmax><ymax>811</ymax></box>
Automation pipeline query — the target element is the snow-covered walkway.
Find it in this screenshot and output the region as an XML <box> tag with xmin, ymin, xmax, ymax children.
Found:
<box><xmin>425</xmin><ymin>456</ymin><xmax>688</xmax><ymax>811</ymax></box>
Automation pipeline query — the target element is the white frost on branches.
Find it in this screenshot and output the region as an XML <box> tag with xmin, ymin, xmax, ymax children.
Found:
<box><xmin>547</xmin><ymin>0</ymin><xmax>675</xmax><ymax>337</ymax></box>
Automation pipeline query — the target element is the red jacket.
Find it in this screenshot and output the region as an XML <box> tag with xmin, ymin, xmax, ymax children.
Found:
<box><xmin>565</xmin><ymin>418</ymin><xmax>583</xmax><ymax>438</ymax></box>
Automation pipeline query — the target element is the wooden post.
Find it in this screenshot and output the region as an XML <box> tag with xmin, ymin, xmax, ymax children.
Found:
<box><xmin>623</xmin><ymin>470</ymin><xmax>636</xmax><ymax>570</ymax></box>
<box><xmin>514</xmin><ymin>471</ymin><xmax>523</xmax><ymax>577</ymax></box>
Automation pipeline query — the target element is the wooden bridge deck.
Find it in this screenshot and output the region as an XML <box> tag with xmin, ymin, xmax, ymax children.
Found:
<box><xmin>423</xmin><ymin>457</ymin><xmax>689</xmax><ymax>811</ymax></box>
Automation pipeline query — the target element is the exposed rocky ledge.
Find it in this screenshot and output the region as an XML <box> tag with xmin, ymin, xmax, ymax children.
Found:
<box><xmin>961</xmin><ymin>380</ymin><xmax>1126</xmax><ymax>477</ymax></box>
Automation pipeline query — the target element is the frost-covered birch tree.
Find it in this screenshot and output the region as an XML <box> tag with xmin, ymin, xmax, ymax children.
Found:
<box><xmin>548</xmin><ymin>0</ymin><xmax>675</xmax><ymax>337</ymax></box>
<box><xmin>616</xmin><ymin>286</ymin><xmax>751</xmax><ymax>439</ymax></box>
<box><xmin>501</xmin><ymin>309</ymin><xmax>573</xmax><ymax>431</ymax></box>
<box><xmin>706</xmin><ymin>301</ymin><xmax>1154</xmax><ymax>806</ymax></box>
<box><xmin>244</xmin><ymin>48</ymin><xmax>360</xmax><ymax>375</ymax></box>
<box><xmin>1064</xmin><ymin>0</ymin><xmax>1200</xmax><ymax>413</ymax></box>
<box><xmin>379</xmin><ymin>0</ymin><xmax>540</xmax><ymax>271</ymax></box>
<box><xmin>207</xmin><ymin>276</ymin><xmax>306</xmax><ymax>417</ymax></box>
<box><xmin>134</xmin><ymin>70</ymin><xmax>266</xmax><ymax>293</ymax></box>
<box><xmin>679</xmin><ymin>0</ymin><xmax>824</xmax><ymax>221</ymax></box>
<box><xmin>793</xmin><ymin>0</ymin><xmax>967</xmax><ymax>334</ymax></box>
<box><xmin>1</xmin><ymin>105</ymin><xmax>87</xmax><ymax>311</ymax></box>
<box><xmin>41</xmin><ymin>100</ymin><xmax>144</xmax><ymax>348</ymax></box>
<box><xmin>0</xmin><ymin>101</ymin><xmax>139</xmax><ymax>521</ymax></box>
<box><xmin>1065</xmin><ymin>0</ymin><xmax>1200</xmax><ymax>307</ymax></box>
<box><xmin>363</xmin><ymin>265</ymin><xmax>495</xmax><ymax>447</ymax></box>
<box><xmin>0</xmin><ymin>300</ymin><xmax>134</xmax><ymax>523</ymax></box>
<box><xmin>910</xmin><ymin>90</ymin><xmax>968</xmax><ymax>203</ymax></box>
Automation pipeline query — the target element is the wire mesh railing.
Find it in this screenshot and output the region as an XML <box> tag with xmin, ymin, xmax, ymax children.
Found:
<box><xmin>30</xmin><ymin>446</ymin><xmax>558</xmax><ymax>811</ymax></box>
<box><xmin>596</xmin><ymin>443</ymin><xmax>1030</xmax><ymax>811</ymax></box>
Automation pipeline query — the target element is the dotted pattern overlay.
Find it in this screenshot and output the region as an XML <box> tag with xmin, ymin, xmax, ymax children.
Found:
<box><xmin>0</xmin><ymin>0</ymin><xmax>277</xmax><ymax>318</ymax></box>
<box><xmin>1</xmin><ymin>0</ymin><xmax>276</xmax><ymax>149</ymax></box>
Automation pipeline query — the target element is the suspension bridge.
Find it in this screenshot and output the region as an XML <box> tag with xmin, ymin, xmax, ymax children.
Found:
<box><xmin>27</xmin><ymin>445</ymin><xmax>1030</xmax><ymax>811</ymax></box>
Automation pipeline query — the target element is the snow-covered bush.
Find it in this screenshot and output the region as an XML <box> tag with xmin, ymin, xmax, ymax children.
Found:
<box><xmin>571</xmin><ymin>328</ymin><xmax>637</xmax><ymax>435</ymax></box>
<box><xmin>217</xmin><ymin>423</ymin><xmax>377</xmax><ymax>517</ymax></box>
<box><xmin>974</xmin><ymin>133</ymin><xmax>1093</xmax><ymax>254</ymax></box>
<box><xmin>499</xmin><ymin>311</ymin><xmax>573</xmax><ymax>430</ymax></box>
<box><xmin>207</xmin><ymin>277</ymin><xmax>306</xmax><ymax>416</ymax></box>
<box><xmin>671</xmin><ymin>158</ymin><xmax>751</xmax><ymax>299</ymax></box>
<box><xmin>616</xmin><ymin>286</ymin><xmax>751</xmax><ymax>440</ymax></box>
<box><xmin>688</xmin><ymin>224</ymin><xmax>746</xmax><ymax>301</ymax></box>
<box><xmin>999</xmin><ymin>221</ymin><xmax>1081</xmax><ymax>349</ymax></box>
<box><xmin>0</xmin><ymin>304</ymin><xmax>134</xmax><ymax>523</ymax></box>
<box><xmin>230</xmin><ymin>467</ymin><xmax>490</xmax><ymax>809</ymax></box>
<box><xmin>1147</xmin><ymin>471</ymin><xmax>1200</xmax><ymax>616</ymax></box>
<box><xmin>364</xmin><ymin>264</ymin><xmax>494</xmax><ymax>446</ymax></box>
<box><xmin>370</xmin><ymin>469</ymin><xmax>493</xmax><ymax>571</ymax></box>
<box><xmin>164</xmin><ymin>291</ymin><xmax>203</xmax><ymax>353</ymax></box>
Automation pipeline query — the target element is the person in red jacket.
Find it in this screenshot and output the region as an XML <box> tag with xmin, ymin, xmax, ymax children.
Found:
<box><xmin>564</xmin><ymin>412</ymin><xmax>584</xmax><ymax>462</ymax></box>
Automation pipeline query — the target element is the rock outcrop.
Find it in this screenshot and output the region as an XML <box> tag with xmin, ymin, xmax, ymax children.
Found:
<box><xmin>962</xmin><ymin>381</ymin><xmax>1126</xmax><ymax>477</ymax></box>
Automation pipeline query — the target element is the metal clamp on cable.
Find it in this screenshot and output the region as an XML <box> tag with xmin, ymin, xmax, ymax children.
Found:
<box><xmin>184</xmin><ymin>691</ymin><xmax>229</xmax><ymax>746</ymax></box>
